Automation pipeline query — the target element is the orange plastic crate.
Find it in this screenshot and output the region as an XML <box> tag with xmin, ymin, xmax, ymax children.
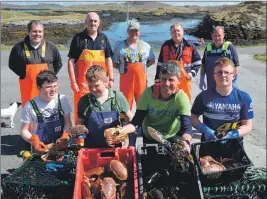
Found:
<box><xmin>73</xmin><ymin>147</ymin><xmax>138</xmax><ymax>199</ymax></box>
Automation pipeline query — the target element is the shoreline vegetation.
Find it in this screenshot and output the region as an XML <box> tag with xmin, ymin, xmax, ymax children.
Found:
<box><xmin>1</xmin><ymin>1</ymin><xmax>266</xmax><ymax>47</ymax></box>
<box><xmin>253</xmin><ymin>53</ymin><xmax>267</xmax><ymax>63</ymax></box>
<box><xmin>1</xmin><ymin>43</ymin><xmax>266</xmax><ymax>52</ymax></box>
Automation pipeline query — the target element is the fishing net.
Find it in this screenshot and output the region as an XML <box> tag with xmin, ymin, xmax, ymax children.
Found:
<box><xmin>2</xmin><ymin>149</ymin><xmax>79</xmax><ymax>199</ymax></box>
<box><xmin>202</xmin><ymin>167</ymin><xmax>267</xmax><ymax>199</ymax></box>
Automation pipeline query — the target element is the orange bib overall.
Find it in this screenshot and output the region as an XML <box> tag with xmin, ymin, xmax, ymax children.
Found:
<box><xmin>120</xmin><ymin>62</ymin><xmax>147</xmax><ymax>110</ymax></box>
<box><xmin>74</xmin><ymin>49</ymin><xmax>107</xmax><ymax>124</ymax></box>
<box><xmin>20</xmin><ymin>43</ymin><xmax>48</xmax><ymax>107</ymax></box>
<box><xmin>173</xmin><ymin>60</ymin><xmax>192</xmax><ymax>102</ymax></box>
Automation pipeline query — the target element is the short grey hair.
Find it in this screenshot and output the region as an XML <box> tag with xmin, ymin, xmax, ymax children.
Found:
<box><xmin>170</xmin><ymin>23</ymin><xmax>183</xmax><ymax>32</ymax></box>
<box><xmin>27</xmin><ymin>20</ymin><xmax>43</xmax><ymax>32</ymax></box>
<box><xmin>212</xmin><ymin>26</ymin><xmax>225</xmax><ymax>34</ymax></box>
<box><xmin>160</xmin><ymin>61</ymin><xmax>181</xmax><ymax>78</ymax></box>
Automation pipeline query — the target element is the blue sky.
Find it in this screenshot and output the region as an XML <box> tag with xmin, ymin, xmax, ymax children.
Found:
<box><xmin>2</xmin><ymin>1</ymin><xmax>241</xmax><ymax>7</ymax></box>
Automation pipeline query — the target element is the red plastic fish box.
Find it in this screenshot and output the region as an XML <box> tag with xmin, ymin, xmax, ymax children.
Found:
<box><xmin>73</xmin><ymin>147</ymin><xmax>138</xmax><ymax>199</ymax></box>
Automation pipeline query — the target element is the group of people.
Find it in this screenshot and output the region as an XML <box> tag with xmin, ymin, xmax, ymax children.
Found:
<box><xmin>8</xmin><ymin>12</ymin><xmax>253</xmax><ymax>154</ymax></box>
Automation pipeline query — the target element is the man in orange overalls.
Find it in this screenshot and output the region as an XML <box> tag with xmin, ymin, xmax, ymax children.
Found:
<box><xmin>68</xmin><ymin>12</ymin><xmax>114</xmax><ymax>125</ymax></box>
<box><xmin>113</xmin><ymin>21</ymin><xmax>155</xmax><ymax>146</ymax></box>
<box><xmin>9</xmin><ymin>20</ymin><xmax>63</xmax><ymax>150</ymax></box>
<box><xmin>155</xmin><ymin>23</ymin><xmax>201</xmax><ymax>102</ymax></box>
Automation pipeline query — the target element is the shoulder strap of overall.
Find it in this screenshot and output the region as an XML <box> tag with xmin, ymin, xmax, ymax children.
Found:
<box><xmin>222</xmin><ymin>41</ymin><xmax>232</xmax><ymax>51</ymax></box>
<box><xmin>111</xmin><ymin>90</ymin><xmax>122</xmax><ymax>126</ymax></box>
<box><xmin>206</xmin><ymin>43</ymin><xmax>213</xmax><ymax>52</ymax></box>
<box><xmin>101</xmin><ymin>34</ymin><xmax>105</xmax><ymax>49</ymax></box>
<box><xmin>24</xmin><ymin>41</ymin><xmax>46</xmax><ymax>58</ymax></box>
<box><xmin>222</xmin><ymin>41</ymin><xmax>232</xmax><ymax>57</ymax></box>
<box><xmin>57</xmin><ymin>94</ymin><xmax>64</xmax><ymax>117</ymax></box>
<box><xmin>30</xmin><ymin>99</ymin><xmax>43</xmax><ymax>123</ymax></box>
<box><xmin>124</xmin><ymin>39</ymin><xmax>130</xmax><ymax>58</ymax></box>
<box><xmin>83</xmin><ymin>94</ymin><xmax>93</xmax><ymax>117</ymax></box>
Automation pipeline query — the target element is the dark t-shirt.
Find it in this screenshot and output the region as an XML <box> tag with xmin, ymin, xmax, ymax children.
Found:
<box><xmin>68</xmin><ymin>29</ymin><xmax>113</xmax><ymax>62</ymax></box>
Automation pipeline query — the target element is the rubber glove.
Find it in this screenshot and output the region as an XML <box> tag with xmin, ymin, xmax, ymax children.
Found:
<box><xmin>46</xmin><ymin>163</ymin><xmax>64</xmax><ymax>172</ymax></box>
<box><xmin>221</xmin><ymin>130</ymin><xmax>240</xmax><ymax>145</ymax></box>
<box><xmin>29</xmin><ymin>134</ymin><xmax>47</xmax><ymax>153</ymax></box>
<box><xmin>196</xmin><ymin>122</ymin><xmax>217</xmax><ymax>141</ymax></box>
<box><xmin>199</xmin><ymin>74</ymin><xmax>207</xmax><ymax>91</ymax></box>
<box><xmin>75</xmin><ymin>135</ymin><xmax>87</xmax><ymax>147</ymax></box>
<box><xmin>233</xmin><ymin>74</ymin><xmax>238</xmax><ymax>87</ymax></box>
<box><xmin>56</xmin><ymin>131</ymin><xmax>70</xmax><ymax>150</ymax></box>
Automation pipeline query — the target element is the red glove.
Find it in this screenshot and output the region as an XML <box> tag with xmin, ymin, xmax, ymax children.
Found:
<box><xmin>29</xmin><ymin>134</ymin><xmax>48</xmax><ymax>153</ymax></box>
<box><xmin>56</xmin><ymin>131</ymin><xmax>70</xmax><ymax>150</ymax></box>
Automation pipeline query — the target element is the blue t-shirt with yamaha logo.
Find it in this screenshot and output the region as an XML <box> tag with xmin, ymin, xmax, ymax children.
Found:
<box><xmin>191</xmin><ymin>87</ymin><xmax>254</xmax><ymax>136</ymax></box>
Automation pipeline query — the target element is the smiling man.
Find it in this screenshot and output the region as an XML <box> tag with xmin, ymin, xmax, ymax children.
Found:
<box><xmin>191</xmin><ymin>57</ymin><xmax>253</xmax><ymax>155</ymax></box>
<box><xmin>21</xmin><ymin>70</ymin><xmax>72</xmax><ymax>152</ymax></box>
<box><xmin>112</xmin><ymin>21</ymin><xmax>155</xmax><ymax>146</ymax></box>
<box><xmin>155</xmin><ymin>23</ymin><xmax>201</xmax><ymax>102</ymax></box>
<box><xmin>9</xmin><ymin>20</ymin><xmax>63</xmax><ymax>107</ymax></box>
<box><xmin>115</xmin><ymin>61</ymin><xmax>192</xmax><ymax>150</ymax></box>
<box><xmin>199</xmin><ymin>26</ymin><xmax>240</xmax><ymax>90</ymax></box>
<box><xmin>68</xmin><ymin>12</ymin><xmax>114</xmax><ymax>125</ymax></box>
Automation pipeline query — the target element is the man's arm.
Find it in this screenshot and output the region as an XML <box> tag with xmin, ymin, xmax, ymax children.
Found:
<box><xmin>52</xmin><ymin>44</ymin><xmax>63</xmax><ymax>74</ymax></box>
<box><xmin>68</xmin><ymin>58</ymin><xmax>79</xmax><ymax>92</ymax></box>
<box><xmin>21</xmin><ymin>122</ymin><xmax>32</xmax><ymax>142</ymax></box>
<box><xmin>63</xmin><ymin>113</ymin><xmax>72</xmax><ymax>131</ymax></box>
<box><xmin>9</xmin><ymin>44</ymin><xmax>25</xmax><ymax>78</ymax></box>
<box><xmin>236</xmin><ymin>119</ymin><xmax>252</xmax><ymax>137</ymax></box>
<box><xmin>124</xmin><ymin>110</ymin><xmax>133</xmax><ymax>122</ymax></box>
<box><xmin>147</xmin><ymin>45</ymin><xmax>156</xmax><ymax>68</ymax></box>
<box><xmin>190</xmin><ymin>45</ymin><xmax>202</xmax><ymax>77</ymax></box>
<box><xmin>106</xmin><ymin>57</ymin><xmax>114</xmax><ymax>88</ymax></box>
<box><xmin>155</xmin><ymin>45</ymin><xmax>164</xmax><ymax>81</ymax></box>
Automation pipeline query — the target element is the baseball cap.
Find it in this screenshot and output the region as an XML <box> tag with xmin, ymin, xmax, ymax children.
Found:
<box><xmin>127</xmin><ymin>21</ymin><xmax>140</xmax><ymax>31</ymax></box>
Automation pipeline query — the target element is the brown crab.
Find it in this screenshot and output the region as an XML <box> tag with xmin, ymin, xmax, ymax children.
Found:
<box><xmin>101</xmin><ymin>177</ymin><xmax>117</xmax><ymax>199</ymax></box>
<box><xmin>110</xmin><ymin>160</ymin><xmax>128</xmax><ymax>180</ymax></box>
<box><xmin>200</xmin><ymin>156</ymin><xmax>226</xmax><ymax>173</ymax></box>
<box><xmin>40</xmin><ymin>143</ymin><xmax>65</xmax><ymax>162</ymax></box>
<box><xmin>104</xmin><ymin>128</ymin><xmax>128</xmax><ymax>146</ymax></box>
<box><xmin>81</xmin><ymin>175</ymin><xmax>94</xmax><ymax>199</ymax></box>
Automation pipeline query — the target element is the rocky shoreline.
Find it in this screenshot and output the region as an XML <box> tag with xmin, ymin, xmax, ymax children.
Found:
<box><xmin>2</xmin><ymin>2</ymin><xmax>266</xmax><ymax>47</ymax></box>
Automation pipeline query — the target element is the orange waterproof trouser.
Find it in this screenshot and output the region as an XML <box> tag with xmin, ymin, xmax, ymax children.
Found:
<box><xmin>120</xmin><ymin>62</ymin><xmax>147</xmax><ymax>110</ymax></box>
<box><xmin>19</xmin><ymin>63</ymin><xmax>48</xmax><ymax>107</ymax></box>
<box><xmin>172</xmin><ymin>60</ymin><xmax>192</xmax><ymax>102</ymax></box>
<box><xmin>73</xmin><ymin>49</ymin><xmax>107</xmax><ymax>124</ymax></box>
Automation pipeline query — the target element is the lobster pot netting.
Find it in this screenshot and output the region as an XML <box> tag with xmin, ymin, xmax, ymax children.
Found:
<box><xmin>202</xmin><ymin>167</ymin><xmax>267</xmax><ymax>199</ymax></box>
<box><xmin>2</xmin><ymin>151</ymin><xmax>78</xmax><ymax>199</ymax></box>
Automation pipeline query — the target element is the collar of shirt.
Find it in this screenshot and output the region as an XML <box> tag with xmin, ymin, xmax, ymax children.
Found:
<box><xmin>89</xmin><ymin>87</ymin><xmax>115</xmax><ymax>107</ymax></box>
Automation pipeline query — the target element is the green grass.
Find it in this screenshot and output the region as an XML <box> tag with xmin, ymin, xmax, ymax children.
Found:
<box><xmin>253</xmin><ymin>53</ymin><xmax>266</xmax><ymax>63</ymax></box>
<box><xmin>1</xmin><ymin>10</ymin><xmax>84</xmax><ymax>24</ymax></box>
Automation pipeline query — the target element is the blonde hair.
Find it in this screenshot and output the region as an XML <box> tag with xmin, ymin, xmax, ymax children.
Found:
<box><xmin>214</xmin><ymin>57</ymin><xmax>236</xmax><ymax>72</ymax></box>
<box><xmin>85</xmin><ymin>65</ymin><xmax>107</xmax><ymax>83</ymax></box>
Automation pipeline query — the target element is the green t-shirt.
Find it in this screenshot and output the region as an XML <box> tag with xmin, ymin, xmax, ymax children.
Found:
<box><xmin>78</xmin><ymin>88</ymin><xmax>129</xmax><ymax>120</ymax></box>
<box><xmin>138</xmin><ymin>87</ymin><xmax>191</xmax><ymax>140</ymax></box>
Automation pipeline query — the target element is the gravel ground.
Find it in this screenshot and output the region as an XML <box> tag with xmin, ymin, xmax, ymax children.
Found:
<box><xmin>1</xmin><ymin>46</ymin><xmax>266</xmax><ymax>179</ymax></box>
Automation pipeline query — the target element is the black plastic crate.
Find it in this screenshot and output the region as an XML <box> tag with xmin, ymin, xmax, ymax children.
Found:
<box><xmin>137</xmin><ymin>144</ymin><xmax>197</xmax><ymax>199</ymax></box>
<box><xmin>191</xmin><ymin>138</ymin><xmax>253</xmax><ymax>186</ymax></box>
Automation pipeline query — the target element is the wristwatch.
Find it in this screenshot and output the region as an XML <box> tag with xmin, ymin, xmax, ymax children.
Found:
<box><xmin>109</xmin><ymin>79</ymin><xmax>114</xmax><ymax>82</ymax></box>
